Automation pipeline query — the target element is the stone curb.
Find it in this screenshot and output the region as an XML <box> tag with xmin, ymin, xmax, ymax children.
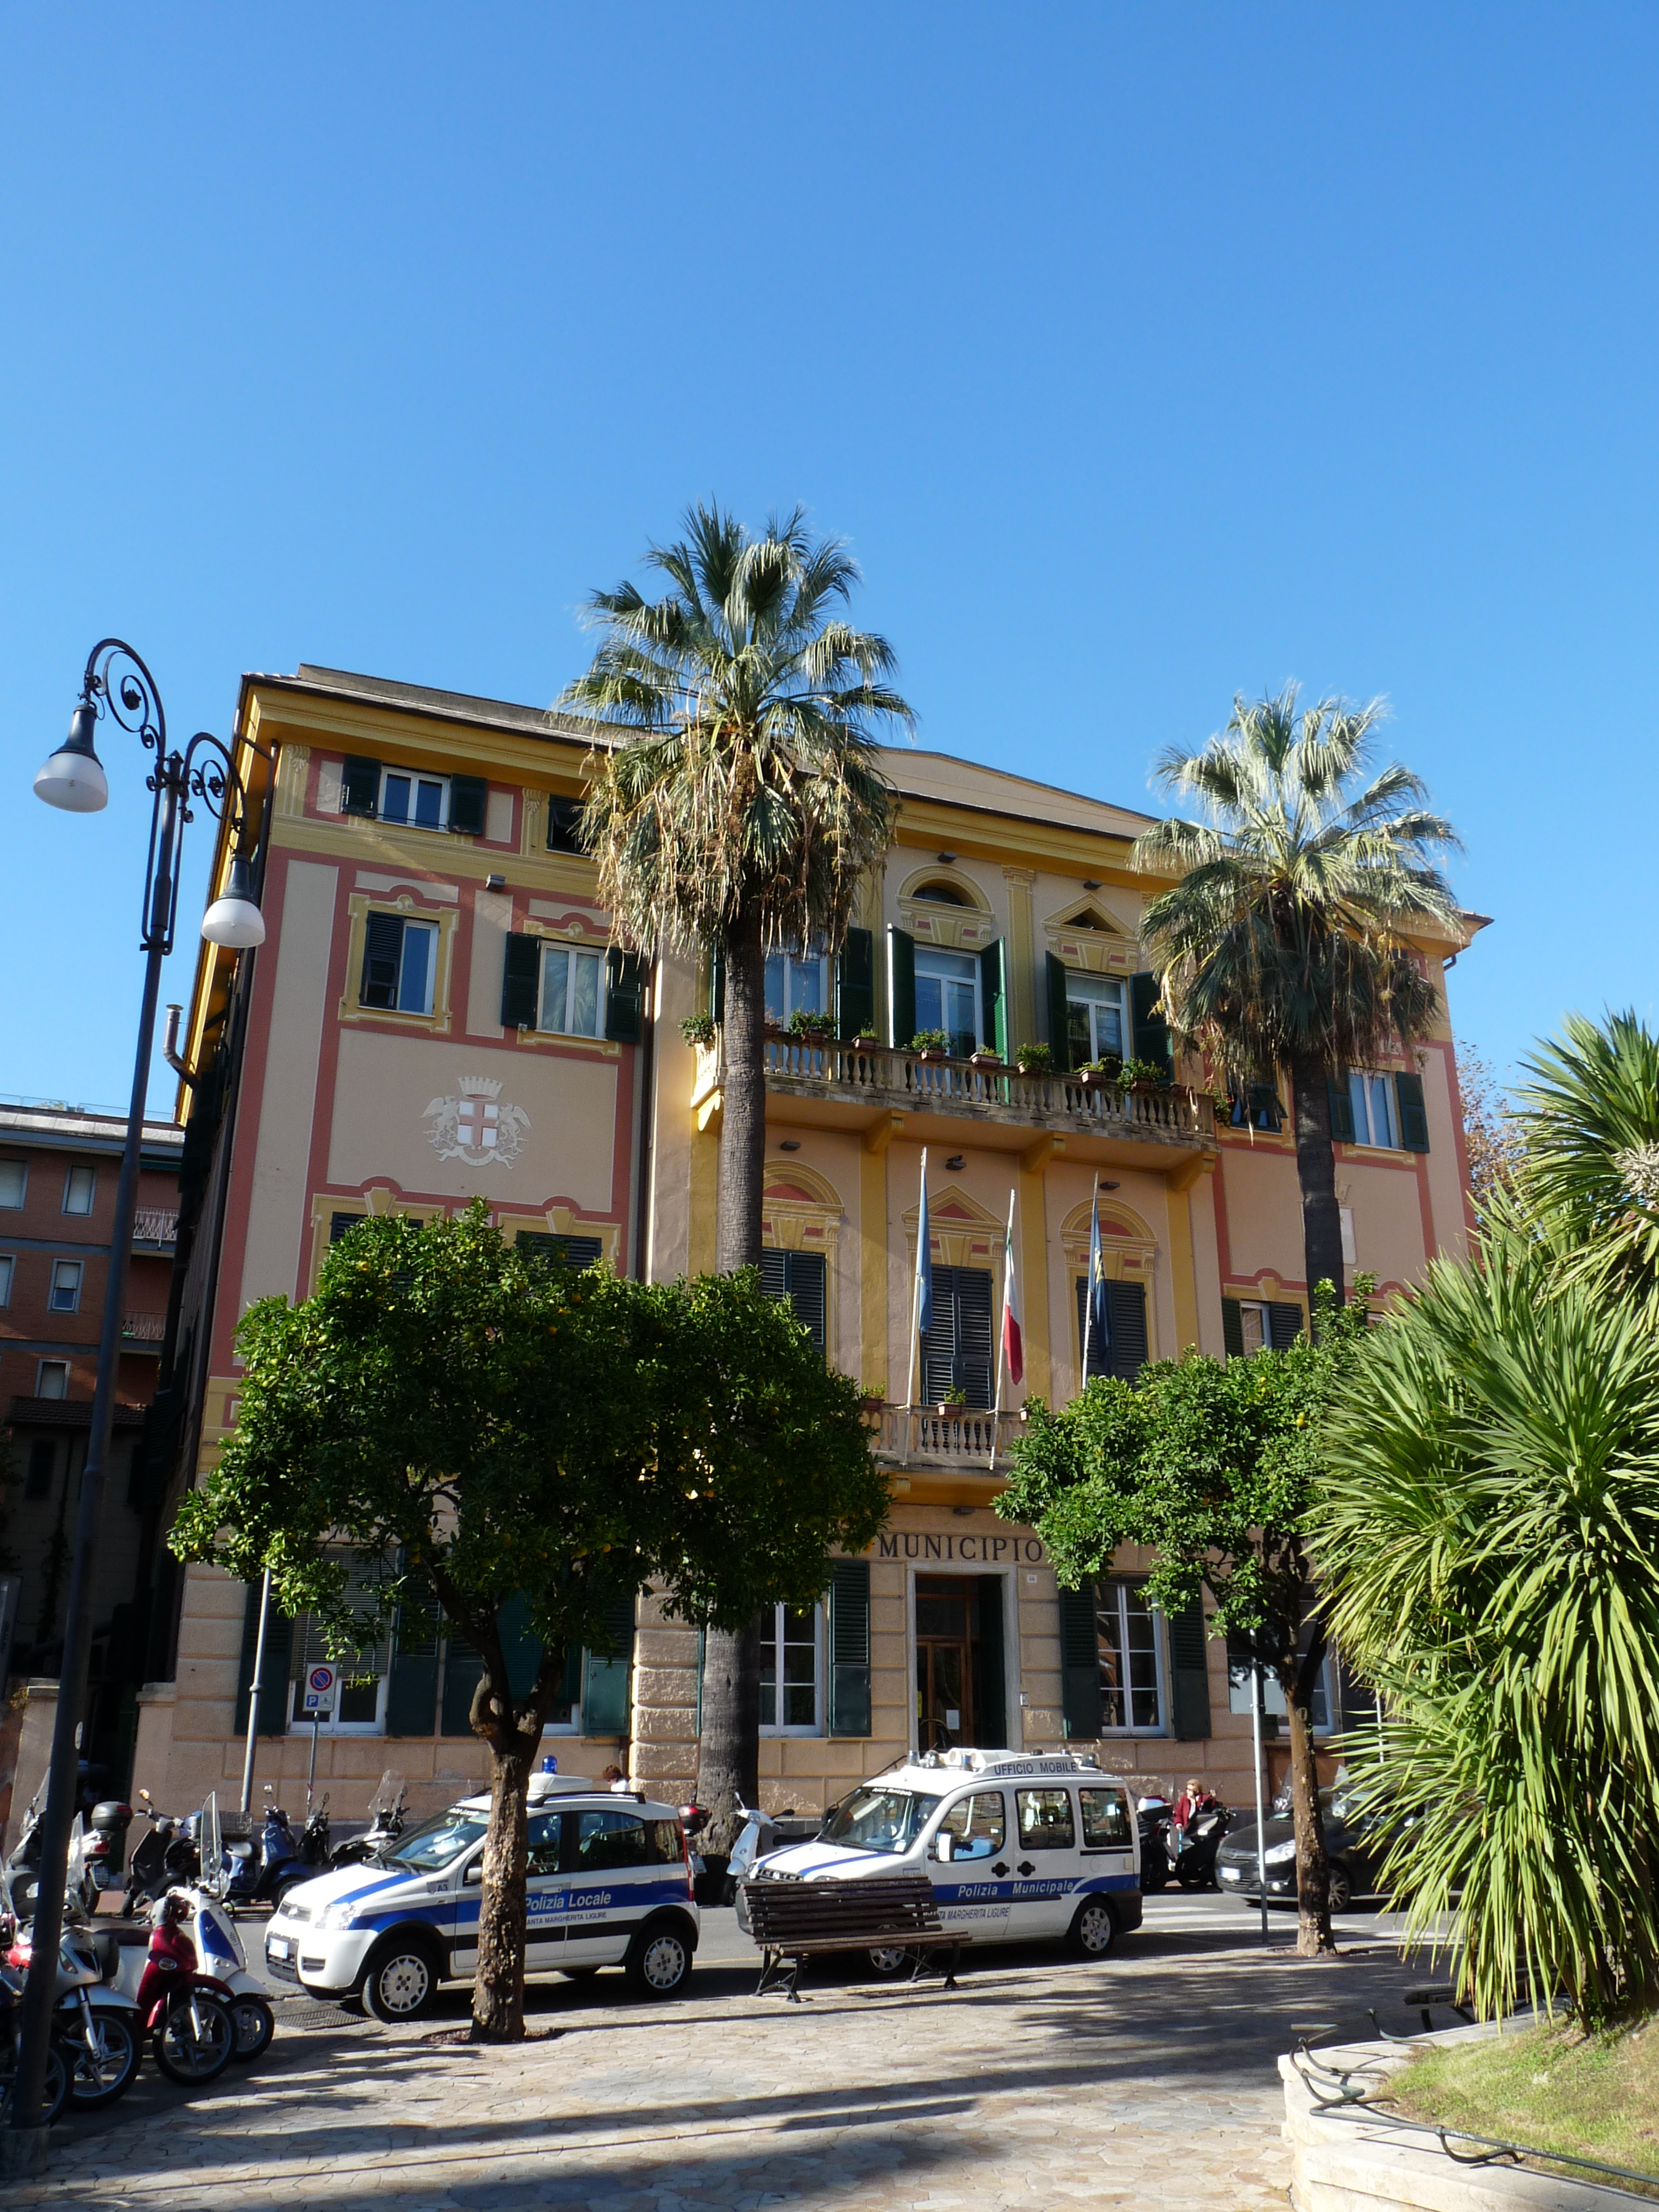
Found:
<box><xmin>1281</xmin><ymin>2025</ymin><xmax>1646</xmax><ymax>2211</ymax></box>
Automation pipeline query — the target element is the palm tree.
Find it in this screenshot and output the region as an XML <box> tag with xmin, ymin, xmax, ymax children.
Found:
<box><xmin>560</xmin><ymin>503</ymin><xmax>911</xmax><ymax>1851</ymax></box>
<box><xmin>1132</xmin><ymin>686</ymin><xmax>1462</xmax><ymax>1305</ymax></box>
<box><xmin>1512</xmin><ymin>1010</ymin><xmax>1659</xmax><ymax>1311</ymax></box>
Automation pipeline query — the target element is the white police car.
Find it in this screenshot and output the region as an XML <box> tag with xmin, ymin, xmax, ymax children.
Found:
<box><xmin>263</xmin><ymin>1771</ymin><xmax>699</xmax><ymax>2020</ymax></box>
<box><xmin>736</xmin><ymin>1749</ymin><xmax>1142</xmax><ymax>1965</ymax></box>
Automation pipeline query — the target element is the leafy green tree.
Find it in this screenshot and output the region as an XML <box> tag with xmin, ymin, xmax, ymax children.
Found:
<box><xmin>559</xmin><ymin>503</ymin><xmax>911</xmax><ymax>1851</ymax></box>
<box><xmin>998</xmin><ymin>1287</ymin><xmax>1373</xmax><ymax>1957</ymax></box>
<box><xmin>1318</xmin><ymin>1221</ymin><xmax>1659</xmax><ymax>2025</ymax></box>
<box><xmin>1132</xmin><ymin>686</ymin><xmax>1461</xmax><ymax>1305</ymax></box>
<box><xmin>171</xmin><ymin>1207</ymin><xmax>885</xmax><ymax>2040</ymax></box>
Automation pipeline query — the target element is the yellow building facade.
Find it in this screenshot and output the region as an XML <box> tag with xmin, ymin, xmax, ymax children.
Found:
<box><xmin>29</xmin><ymin>663</ymin><xmax>1478</xmax><ymax>1835</ymax></box>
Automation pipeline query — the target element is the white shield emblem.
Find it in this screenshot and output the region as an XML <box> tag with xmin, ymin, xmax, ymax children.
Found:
<box><xmin>424</xmin><ymin>1076</ymin><xmax>529</xmax><ymax>1168</ymax></box>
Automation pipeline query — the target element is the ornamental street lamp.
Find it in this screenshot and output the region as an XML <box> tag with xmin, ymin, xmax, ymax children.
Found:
<box><xmin>7</xmin><ymin>642</ymin><xmax>267</xmax><ymax>2165</ymax></box>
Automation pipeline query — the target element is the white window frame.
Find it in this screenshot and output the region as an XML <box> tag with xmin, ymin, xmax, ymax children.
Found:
<box><xmin>1065</xmin><ymin>972</ymin><xmax>1128</xmax><ymax>1062</ymax></box>
<box><xmin>378</xmin><ymin>765</ymin><xmax>451</xmax><ymax>832</ymax></box>
<box><xmin>62</xmin><ymin>1164</ymin><xmax>95</xmax><ymax>1216</ymax></box>
<box><xmin>914</xmin><ymin>947</ymin><xmax>982</xmax><ymax>1054</ymax></box>
<box><xmin>286</xmin><ymin>1614</ymin><xmax>392</xmax><ymax>1737</ymax></box>
<box><xmin>764</xmin><ymin>947</ymin><xmax>832</xmax><ymax>1027</ymax></box>
<box><xmin>380</xmin><ymin>916</ymin><xmax>439</xmax><ymax>1016</ymax></box>
<box><xmin>1348</xmin><ymin>1071</ymin><xmax>1399</xmax><ymax>1150</ymax></box>
<box><xmin>1095</xmin><ymin>1580</ymin><xmax>1168</xmax><ymax>1735</ymax></box>
<box><xmin>36</xmin><ymin>1359</ymin><xmax>69</xmax><ymax>1400</ymax></box>
<box><xmin>49</xmin><ymin>1259</ymin><xmax>82</xmax><ymax>1314</ymax></box>
<box><xmin>0</xmin><ymin>1159</ymin><xmax>25</xmax><ymax>1209</ymax></box>
<box><xmin>0</xmin><ymin>1255</ymin><xmax>12</xmax><ymax>1307</ymax></box>
<box><xmin>537</xmin><ymin>940</ymin><xmax>607</xmax><ymax>1037</ymax></box>
<box><xmin>1236</xmin><ymin>1299</ymin><xmax>1271</xmax><ymax>1355</ymax></box>
<box><xmin>758</xmin><ymin>1600</ymin><xmax>824</xmax><ymax>1737</ymax></box>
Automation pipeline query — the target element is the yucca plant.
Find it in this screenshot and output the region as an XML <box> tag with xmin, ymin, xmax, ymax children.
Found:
<box><xmin>1513</xmin><ymin>1010</ymin><xmax>1659</xmax><ymax>1309</ymax></box>
<box><xmin>1133</xmin><ymin>687</ymin><xmax>1461</xmax><ymax>1302</ymax></box>
<box><xmin>1317</xmin><ymin>1218</ymin><xmax>1659</xmax><ymax>2026</ymax></box>
<box><xmin>559</xmin><ymin>503</ymin><xmax>910</xmax><ymax>1853</ymax></box>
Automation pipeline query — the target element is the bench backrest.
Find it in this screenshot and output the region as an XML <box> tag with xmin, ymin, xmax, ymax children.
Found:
<box><xmin>743</xmin><ymin>1874</ymin><xmax>943</xmax><ymax>1945</ymax></box>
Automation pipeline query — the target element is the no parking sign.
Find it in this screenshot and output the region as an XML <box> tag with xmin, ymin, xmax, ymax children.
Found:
<box><xmin>301</xmin><ymin>1664</ymin><xmax>338</xmax><ymax>1717</ymax></box>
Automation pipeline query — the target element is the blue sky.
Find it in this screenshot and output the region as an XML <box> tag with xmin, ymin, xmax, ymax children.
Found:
<box><xmin>2</xmin><ymin>5</ymin><xmax>1654</xmax><ymax>1114</ymax></box>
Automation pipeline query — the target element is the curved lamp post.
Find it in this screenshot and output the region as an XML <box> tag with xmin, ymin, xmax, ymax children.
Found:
<box><xmin>7</xmin><ymin>642</ymin><xmax>266</xmax><ymax>2160</ymax></box>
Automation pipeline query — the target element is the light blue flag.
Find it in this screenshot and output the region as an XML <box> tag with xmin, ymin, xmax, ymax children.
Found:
<box><xmin>1087</xmin><ymin>1179</ymin><xmax>1111</xmax><ymax>1371</ymax></box>
<box><xmin>916</xmin><ymin>1150</ymin><xmax>933</xmax><ymax>1338</ymax></box>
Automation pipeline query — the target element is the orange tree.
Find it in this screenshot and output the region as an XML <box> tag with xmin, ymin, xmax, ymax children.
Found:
<box><xmin>171</xmin><ymin>1204</ymin><xmax>885</xmax><ymax>2040</ymax></box>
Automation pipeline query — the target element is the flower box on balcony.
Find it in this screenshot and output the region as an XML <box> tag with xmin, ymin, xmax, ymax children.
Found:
<box><xmin>852</xmin><ymin>1034</ymin><xmax>880</xmax><ymax>1051</ymax></box>
<box><xmin>918</xmin><ymin>1048</ymin><xmax>948</xmax><ymax>1063</ymax></box>
<box><xmin>968</xmin><ymin>1051</ymin><xmax>1003</xmax><ymax>1070</ymax></box>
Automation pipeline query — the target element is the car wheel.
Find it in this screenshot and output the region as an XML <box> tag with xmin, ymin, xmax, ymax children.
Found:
<box><xmin>361</xmin><ymin>1936</ymin><xmax>441</xmax><ymax>2023</ymax></box>
<box><xmin>865</xmin><ymin>1945</ymin><xmax>913</xmax><ymax>1978</ymax></box>
<box><xmin>1067</xmin><ymin>1898</ymin><xmax>1119</xmax><ymax>1960</ymax></box>
<box><xmin>1326</xmin><ymin>1865</ymin><xmax>1352</xmax><ymax>1913</ymax></box>
<box><xmin>624</xmin><ymin>1921</ymin><xmax>692</xmax><ymax>1999</ymax></box>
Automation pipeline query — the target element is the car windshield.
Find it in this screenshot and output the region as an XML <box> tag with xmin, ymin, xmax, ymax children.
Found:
<box><xmin>820</xmin><ymin>1786</ymin><xmax>944</xmax><ymax>1855</ymax></box>
<box><xmin>382</xmin><ymin>1809</ymin><xmax>488</xmax><ymax>1872</ymax></box>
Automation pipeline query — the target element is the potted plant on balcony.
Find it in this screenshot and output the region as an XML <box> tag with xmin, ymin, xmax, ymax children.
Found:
<box><xmin>1014</xmin><ymin>1042</ymin><xmax>1053</xmax><ymax>1075</ymax></box>
<box><xmin>851</xmin><ymin>1031</ymin><xmax>881</xmax><ymax>1051</ymax></box>
<box><xmin>910</xmin><ymin>1028</ymin><xmax>951</xmax><ymax>1061</ymax></box>
<box><xmin>936</xmin><ymin>1385</ymin><xmax>969</xmax><ymax>1416</ymax></box>
<box><xmin>857</xmin><ymin>1382</ymin><xmax>886</xmax><ymax>1416</ymax></box>
<box><xmin>1078</xmin><ymin>1053</ymin><xmax>1122</xmax><ymax>1088</ymax></box>
<box><xmin>679</xmin><ymin>1011</ymin><xmax>716</xmax><ymax>1048</ymax></box>
<box><xmin>1117</xmin><ymin>1056</ymin><xmax>1173</xmax><ymax>1093</ymax></box>
<box><xmin>788</xmin><ymin>1008</ymin><xmax>837</xmax><ymax>1044</ymax></box>
<box><xmin>967</xmin><ymin>1045</ymin><xmax>1004</xmax><ymax>1071</ymax></box>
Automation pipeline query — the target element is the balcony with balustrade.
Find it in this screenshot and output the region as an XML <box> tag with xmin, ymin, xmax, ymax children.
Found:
<box><xmin>691</xmin><ymin>1033</ymin><xmax>1215</xmax><ymax>1173</ymax></box>
<box><xmin>131</xmin><ymin>1207</ymin><xmax>179</xmax><ymax>1251</ymax></box>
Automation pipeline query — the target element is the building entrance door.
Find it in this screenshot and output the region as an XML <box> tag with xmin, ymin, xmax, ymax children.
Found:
<box><xmin>915</xmin><ymin>1577</ymin><xmax>974</xmax><ymax>1752</ymax></box>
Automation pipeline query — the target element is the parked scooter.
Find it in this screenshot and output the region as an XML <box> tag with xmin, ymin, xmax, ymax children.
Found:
<box><xmin>1167</xmin><ymin>1802</ymin><xmax>1232</xmax><ymax>1891</ymax></box>
<box><xmin>4</xmin><ymin>1885</ymin><xmax>144</xmax><ymax>2110</ymax></box>
<box><xmin>0</xmin><ymin>1961</ymin><xmax>69</xmax><ymax>2127</ymax></box>
<box><xmin>81</xmin><ymin>1800</ymin><xmax>134</xmax><ymax>1901</ymax></box>
<box><xmin>126</xmin><ymin>1791</ymin><xmax>201</xmax><ymax>1911</ymax></box>
<box><xmin>222</xmin><ymin>1799</ymin><xmax>312</xmax><ymax>1909</ymax></box>
<box><xmin>327</xmin><ymin>1772</ymin><xmax>407</xmax><ymax>1868</ymax></box>
<box><xmin>122</xmin><ymin>1893</ymin><xmax>238</xmax><ymax>2086</ymax></box>
<box><xmin>103</xmin><ymin>1886</ymin><xmax>274</xmax><ymax>2067</ymax></box>
<box><xmin>679</xmin><ymin>1802</ymin><xmax>709</xmax><ymax>1884</ymax></box>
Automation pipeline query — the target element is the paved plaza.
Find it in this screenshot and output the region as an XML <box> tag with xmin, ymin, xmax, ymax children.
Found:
<box><xmin>15</xmin><ymin>1896</ymin><xmax>1435</xmax><ymax>2212</ymax></box>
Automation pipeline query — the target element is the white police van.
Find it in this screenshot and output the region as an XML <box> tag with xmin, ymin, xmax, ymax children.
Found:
<box><xmin>737</xmin><ymin>1749</ymin><xmax>1142</xmax><ymax>1965</ymax></box>
<box><xmin>263</xmin><ymin>1770</ymin><xmax>699</xmax><ymax>2020</ymax></box>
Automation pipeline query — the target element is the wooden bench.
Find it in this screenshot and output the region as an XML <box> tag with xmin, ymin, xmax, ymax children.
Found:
<box><xmin>740</xmin><ymin>1874</ymin><xmax>966</xmax><ymax>2001</ymax></box>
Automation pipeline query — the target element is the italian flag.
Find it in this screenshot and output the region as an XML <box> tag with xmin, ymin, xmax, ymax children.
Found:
<box><xmin>1000</xmin><ymin>1193</ymin><xmax>1024</xmax><ymax>1387</ymax></box>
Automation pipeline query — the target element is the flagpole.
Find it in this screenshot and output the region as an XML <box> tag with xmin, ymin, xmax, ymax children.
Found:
<box><xmin>1082</xmin><ymin>1171</ymin><xmax>1099</xmax><ymax>1382</ymax></box>
<box><xmin>991</xmin><ymin>1187</ymin><xmax>1016</xmax><ymax>1470</ymax></box>
<box><xmin>905</xmin><ymin>1147</ymin><xmax>928</xmax><ymax>1438</ymax></box>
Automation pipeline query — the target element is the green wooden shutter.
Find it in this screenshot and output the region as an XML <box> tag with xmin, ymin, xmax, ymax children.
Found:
<box><xmin>1394</xmin><ymin>1070</ymin><xmax>1430</xmax><ymax>1152</ymax></box>
<box><xmin>1045</xmin><ymin>952</ymin><xmax>1072</xmax><ymax>1071</ymax></box>
<box><xmin>886</xmin><ymin>927</ymin><xmax>916</xmax><ymax>1047</ymax></box>
<box><xmin>1130</xmin><ymin>972</ymin><xmax>1171</xmax><ymax>1078</ymax></box>
<box><xmin>385</xmin><ymin>1590</ymin><xmax>441</xmax><ymax>1737</ymax></box>
<box><xmin>1221</xmin><ymin>1298</ymin><xmax>1245</xmax><ymax>1359</ymax></box>
<box><xmin>836</xmin><ymin>928</ymin><xmax>875</xmax><ymax>1041</ymax></box>
<box><xmin>1267</xmin><ymin>1301</ymin><xmax>1304</xmax><ymax>1350</ymax></box>
<box><xmin>447</xmin><ymin>774</ymin><xmax>488</xmax><ymax>837</ymax></box>
<box><xmin>1168</xmin><ymin>1599</ymin><xmax>1212</xmax><ymax>1740</ymax></box>
<box><xmin>1328</xmin><ymin>1071</ymin><xmax>1356</xmax><ymax>1141</ymax></box>
<box><xmin>973</xmin><ymin>1573</ymin><xmax>1007</xmax><ymax>1749</ymax></box>
<box><xmin>827</xmin><ymin>1560</ymin><xmax>871</xmax><ymax>1737</ymax></box>
<box><xmin>518</xmin><ymin>1230</ymin><xmax>604</xmax><ymax>1273</ymax></box>
<box><xmin>500</xmin><ymin>933</ymin><xmax>540</xmax><ymax>1028</ymax></box>
<box><xmin>234</xmin><ymin>1581</ymin><xmax>293</xmax><ymax>1737</ymax></box>
<box><xmin>979</xmin><ymin>939</ymin><xmax>1008</xmax><ymax>1057</ymax></box>
<box><xmin>361</xmin><ymin>913</ymin><xmax>404</xmax><ymax>1008</ymax></box>
<box><xmin>603</xmin><ymin>949</ymin><xmax>646</xmax><ymax>1043</ymax></box>
<box><xmin>1059</xmin><ymin>1586</ymin><xmax>1102</xmax><ymax>1740</ymax></box>
<box><xmin>341</xmin><ymin>756</ymin><xmax>380</xmax><ymax>817</ymax></box>
<box><xmin>1076</xmin><ymin>1277</ymin><xmax>1148</xmax><ymax>1383</ymax></box>
<box><xmin>546</xmin><ymin>797</ymin><xmax>585</xmax><ymax>853</ymax></box>
<box><xmin>760</xmin><ymin>1248</ymin><xmax>826</xmax><ymax>1356</ymax></box>
<box><xmin>581</xmin><ymin>1595</ymin><xmax>634</xmax><ymax>1737</ymax></box>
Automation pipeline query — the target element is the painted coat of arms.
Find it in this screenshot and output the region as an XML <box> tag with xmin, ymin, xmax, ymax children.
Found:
<box><xmin>424</xmin><ymin>1074</ymin><xmax>529</xmax><ymax>1168</ymax></box>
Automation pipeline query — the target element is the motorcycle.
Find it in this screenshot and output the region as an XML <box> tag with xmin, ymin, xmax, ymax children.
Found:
<box><xmin>679</xmin><ymin>1802</ymin><xmax>709</xmax><ymax>1884</ymax></box>
<box><xmin>1167</xmin><ymin>1802</ymin><xmax>1232</xmax><ymax>1890</ymax></box>
<box><xmin>126</xmin><ymin>1791</ymin><xmax>201</xmax><ymax>1911</ymax></box>
<box><xmin>104</xmin><ymin>1886</ymin><xmax>274</xmax><ymax>2066</ymax></box>
<box><xmin>120</xmin><ymin>1893</ymin><xmax>238</xmax><ymax>2086</ymax></box>
<box><xmin>4</xmin><ymin>1887</ymin><xmax>143</xmax><ymax>2111</ymax></box>
<box><xmin>0</xmin><ymin>1962</ymin><xmax>69</xmax><ymax>2127</ymax></box>
<box><xmin>327</xmin><ymin>1772</ymin><xmax>407</xmax><ymax>1869</ymax></box>
<box><xmin>1136</xmin><ymin>1797</ymin><xmax>1172</xmax><ymax>1892</ymax></box>
<box><xmin>81</xmin><ymin>1799</ymin><xmax>134</xmax><ymax>1902</ymax></box>
<box><xmin>222</xmin><ymin>1799</ymin><xmax>312</xmax><ymax>1909</ymax></box>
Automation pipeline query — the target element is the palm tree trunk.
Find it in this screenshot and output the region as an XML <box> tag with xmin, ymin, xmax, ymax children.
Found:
<box><xmin>1289</xmin><ymin>1052</ymin><xmax>1346</xmax><ymax>1315</ymax></box>
<box><xmin>699</xmin><ymin>901</ymin><xmax>768</xmax><ymax>1861</ymax></box>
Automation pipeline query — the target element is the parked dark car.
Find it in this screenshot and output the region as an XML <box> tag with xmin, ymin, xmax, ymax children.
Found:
<box><xmin>1215</xmin><ymin>1786</ymin><xmax>1386</xmax><ymax>1911</ymax></box>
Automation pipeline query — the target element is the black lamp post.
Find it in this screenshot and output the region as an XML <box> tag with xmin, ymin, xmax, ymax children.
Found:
<box><xmin>6</xmin><ymin>642</ymin><xmax>266</xmax><ymax>2162</ymax></box>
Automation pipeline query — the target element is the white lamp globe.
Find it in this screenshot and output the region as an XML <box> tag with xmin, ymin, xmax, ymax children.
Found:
<box><xmin>35</xmin><ymin>705</ymin><xmax>109</xmax><ymax>813</ymax></box>
<box><xmin>201</xmin><ymin>855</ymin><xmax>266</xmax><ymax>949</ymax></box>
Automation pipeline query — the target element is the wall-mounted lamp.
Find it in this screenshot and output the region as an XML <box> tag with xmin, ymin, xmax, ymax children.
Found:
<box><xmin>1082</xmin><ymin>879</ymin><xmax>1102</xmax><ymax>891</ymax></box>
<box><xmin>936</xmin><ymin>851</ymin><xmax>956</xmax><ymax>865</ymax></box>
<box><xmin>945</xmin><ymin>1153</ymin><xmax>965</xmax><ymax>1171</ymax></box>
<box><xmin>485</xmin><ymin>873</ymin><xmax>506</xmax><ymax>891</ymax></box>
<box><xmin>779</xmin><ymin>1139</ymin><xmax>802</xmax><ymax>1152</ymax></box>
<box><xmin>1101</xmin><ymin>1179</ymin><xmax>1121</xmax><ymax>1191</ymax></box>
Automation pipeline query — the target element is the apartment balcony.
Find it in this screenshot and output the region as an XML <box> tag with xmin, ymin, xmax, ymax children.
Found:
<box><xmin>875</xmin><ymin>1404</ymin><xmax>1025</xmax><ymax>1472</ymax></box>
<box><xmin>132</xmin><ymin>1208</ymin><xmax>179</xmax><ymax>1250</ymax></box>
<box><xmin>692</xmin><ymin>1035</ymin><xmax>1215</xmax><ymax>1173</ymax></box>
<box><xmin>121</xmin><ymin>1312</ymin><xmax>167</xmax><ymax>1354</ymax></box>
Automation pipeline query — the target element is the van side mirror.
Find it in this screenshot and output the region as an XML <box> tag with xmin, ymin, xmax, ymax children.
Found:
<box><xmin>463</xmin><ymin>1860</ymin><xmax>483</xmax><ymax>1884</ymax></box>
<box><xmin>929</xmin><ymin>1832</ymin><xmax>954</xmax><ymax>1862</ymax></box>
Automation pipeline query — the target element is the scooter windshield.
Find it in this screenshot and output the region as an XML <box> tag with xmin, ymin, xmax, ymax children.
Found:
<box><xmin>381</xmin><ymin>1811</ymin><xmax>488</xmax><ymax>1872</ymax></box>
<box><xmin>820</xmin><ymin>1787</ymin><xmax>944</xmax><ymax>1855</ymax></box>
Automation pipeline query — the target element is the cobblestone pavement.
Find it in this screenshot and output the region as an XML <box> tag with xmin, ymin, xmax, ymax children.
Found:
<box><xmin>15</xmin><ymin>1897</ymin><xmax>1436</xmax><ymax>2212</ymax></box>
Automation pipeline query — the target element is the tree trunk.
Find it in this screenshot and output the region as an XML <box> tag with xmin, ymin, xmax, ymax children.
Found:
<box><xmin>471</xmin><ymin>1736</ymin><xmax>535</xmax><ymax>2040</ymax></box>
<box><xmin>696</xmin><ymin>1616</ymin><xmax>762</xmax><ymax>1859</ymax></box>
<box><xmin>1289</xmin><ymin>1052</ymin><xmax>1346</xmax><ymax>1319</ymax></box>
<box><xmin>715</xmin><ymin>902</ymin><xmax>767</xmax><ymax>1274</ymax></box>
<box><xmin>1284</xmin><ymin>1621</ymin><xmax>1335</xmax><ymax>1959</ymax></box>
<box><xmin>699</xmin><ymin>903</ymin><xmax>768</xmax><ymax>1855</ymax></box>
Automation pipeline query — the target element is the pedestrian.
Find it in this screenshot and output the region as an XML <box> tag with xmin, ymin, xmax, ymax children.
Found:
<box><xmin>1171</xmin><ymin>1776</ymin><xmax>1218</xmax><ymax>1834</ymax></box>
